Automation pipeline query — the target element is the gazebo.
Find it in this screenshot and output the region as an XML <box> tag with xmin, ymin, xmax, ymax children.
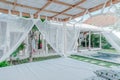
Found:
<box><xmin>0</xmin><ymin>0</ymin><xmax>120</xmax><ymax>80</ymax></box>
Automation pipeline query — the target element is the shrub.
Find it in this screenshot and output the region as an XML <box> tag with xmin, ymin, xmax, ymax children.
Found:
<box><xmin>0</xmin><ymin>61</ymin><xmax>10</xmax><ymax>67</ymax></box>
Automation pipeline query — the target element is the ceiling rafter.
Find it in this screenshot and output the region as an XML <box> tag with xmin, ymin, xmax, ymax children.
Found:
<box><xmin>0</xmin><ymin>0</ymin><xmax>119</xmax><ymax>21</ymax></box>
<box><xmin>51</xmin><ymin>0</ymin><xmax>86</xmax><ymax>18</ymax></box>
<box><xmin>12</xmin><ymin>0</ymin><xmax>17</xmax><ymax>10</ymax></box>
<box><xmin>34</xmin><ymin>0</ymin><xmax>54</xmax><ymax>16</ymax></box>
<box><xmin>0</xmin><ymin>0</ymin><xmax>73</xmax><ymax>17</ymax></box>
<box><xmin>44</xmin><ymin>9</ymin><xmax>73</xmax><ymax>16</ymax></box>
<box><xmin>64</xmin><ymin>0</ymin><xmax>120</xmax><ymax>21</ymax></box>
<box><xmin>0</xmin><ymin>8</ymin><xmax>64</xmax><ymax>21</ymax></box>
<box><xmin>52</xmin><ymin>0</ymin><xmax>86</xmax><ymax>10</ymax></box>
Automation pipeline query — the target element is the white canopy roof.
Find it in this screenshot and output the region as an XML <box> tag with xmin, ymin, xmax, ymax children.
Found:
<box><xmin>0</xmin><ymin>0</ymin><xmax>119</xmax><ymax>21</ymax></box>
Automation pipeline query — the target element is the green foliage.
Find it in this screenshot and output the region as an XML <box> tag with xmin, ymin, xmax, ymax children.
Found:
<box><xmin>23</xmin><ymin>16</ymin><xmax>30</xmax><ymax>18</ymax></box>
<box><xmin>86</xmin><ymin>33</ymin><xmax>111</xmax><ymax>49</ymax></box>
<box><xmin>0</xmin><ymin>61</ymin><xmax>10</xmax><ymax>67</ymax></box>
<box><xmin>91</xmin><ymin>33</ymin><xmax>100</xmax><ymax>47</ymax></box>
<box><xmin>12</xmin><ymin>49</ymin><xmax>19</xmax><ymax>57</ymax></box>
<box><xmin>47</xmin><ymin>44</ymin><xmax>52</xmax><ymax>50</ymax></box>
<box><xmin>86</xmin><ymin>33</ymin><xmax>100</xmax><ymax>47</ymax></box>
<box><xmin>32</xmin><ymin>25</ymin><xmax>39</xmax><ymax>32</ymax></box>
<box><xmin>101</xmin><ymin>36</ymin><xmax>111</xmax><ymax>49</ymax></box>
<box><xmin>33</xmin><ymin>55</ymin><xmax>61</xmax><ymax>62</ymax></box>
<box><xmin>19</xmin><ymin>42</ymin><xmax>26</xmax><ymax>51</ymax></box>
<box><xmin>11</xmin><ymin>42</ymin><xmax>26</xmax><ymax>57</ymax></box>
<box><xmin>12</xmin><ymin>55</ymin><xmax>61</xmax><ymax>65</ymax></box>
<box><xmin>22</xmin><ymin>16</ymin><xmax>45</xmax><ymax>22</ymax></box>
<box><xmin>38</xmin><ymin>39</ymin><xmax>42</xmax><ymax>44</ymax></box>
<box><xmin>41</xmin><ymin>18</ymin><xmax>45</xmax><ymax>22</ymax></box>
<box><xmin>102</xmin><ymin>43</ymin><xmax>111</xmax><ymax>49</ymax></box>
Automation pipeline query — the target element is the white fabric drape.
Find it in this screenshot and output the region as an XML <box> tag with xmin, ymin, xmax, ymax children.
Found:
<box><xmin>0</xmin><ymin>21</ymin><xmax>7</xmax><ymax>46</ymax></box>
<box><xmin>102</xmin><ymin>31</ymin><xmax>120</xmax><ymax>52</ymax></box>
<box><xmin>0</xmin><ymin>21</ymin><xmax>7</xmax><ymax>58</ymax></box>
<box><xmin>65</xmin><ymin>24</ymin><xmax>80</xmax><ymax>54</ymax></box>
<box><xmin>0</xmin><ymin>14</ymin><xmax>35</xmax><ymax>62</ymax></box>
<box><xmin>83</xmin><ymin>2</ymin><xmax>120</xmax><ymax>52</ymax></box>
<box><xmin>35</xmin><ymin>20</ymin><xmax>80</xmax><ymax>56</ymax></box>
<box><xmin>36</xmin><ymin>21</ymin><xmax>64</xmax><ymax>56</ymax></box>
<box><xmin>0</xmin><ymin>15</ymin><xmax>81</xmax><ymax>61</ymax></box>
<box><xmin>100</xmin><ymin>4</ymin><xmax>120</xmax><ymax>52</ymax></box>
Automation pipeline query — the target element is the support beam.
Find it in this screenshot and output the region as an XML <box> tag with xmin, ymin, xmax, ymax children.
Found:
<box><xmin>63</xmin><ymin>22</ymin><xmax>67</xmax><ymax>57</ymax></box>
<box><xmin>0</xmin><ymin>0</ymin><xmax>73</xmax><ymax>17</ymax></box>
<box><xmin>89</xmin><ymin>31</ymin><xmax>91</xmax><ymax>49</ymax></box>
<box><xmin>52</xmin><ymin>0</ymin><xmax>86</xmax><ymax>10</ymax></box>
<box><xmin>64</xmin><ymin>0</ymin><xmax>120</xmax><ymax>21</ymax></box>
<box><xmin>51</xmin><ymin>0</ymin><xmax>86</xmax><ymax>18</ymax></box>
<box><xmin>44</xmin><ymin>9</ymin><xmax>73</xmax><ymax>16</ymax></box>
<box><xmin>12</xmin><ymin>0</ymin><xmax>17</xmax><ymax>10</ymax></box>
<box><xmin>34</xmin><ymin>0</ymin><xmax>53</xmax><ymax>16</ymax></box>
<box><xmin>0</xmin><ymin>8</ymin><xmax>65</xmax><ymax>21</ymax></box>
<box><xmin>45</xmin><ymin>41</ymin><xmax>48</xmax><ymax>54</ymax></box>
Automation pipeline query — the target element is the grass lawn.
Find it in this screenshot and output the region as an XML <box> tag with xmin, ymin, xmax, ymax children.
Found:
<box><xmin>70</xmin><ymin>55</ymin><xmax>120</xmax><ymax>68</ymax></box>
<box><xmin>0</xmin><ymin>55</ymin><xmax>61</xmax><ymax>68</ymax></box>
<box><xmin>13</xmin><ymin>55</ymin><xmax>61</xmax><ymax>65</ymax></box>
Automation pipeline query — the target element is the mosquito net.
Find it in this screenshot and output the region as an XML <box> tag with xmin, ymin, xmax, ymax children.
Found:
<box><xmin>35</xmin><ymin>20</ymin><xmax>80</xmax><ymax>56</ymax></box>
<box><xmin>0</xmin><ymin>14</ymin><xmax>35</xmax><ymax>62</ymax></box>
<box><xmin>0</xmin><ymin>13</ymin><xmax>81</xmax><ymax>62</ymax></box>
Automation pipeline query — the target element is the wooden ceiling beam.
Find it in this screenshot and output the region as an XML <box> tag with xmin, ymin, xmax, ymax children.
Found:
<box><xmin>44</xmin><ymin>9</ymin><xmax>73</xmax><ymax>16</ymax></box>
<box><xmin>51</xmin><ymin>0</ymin><xmax>86</xmax><ymax>18</ymax></box>
<box><xmin>0</xmin><ymin>0</ymin><xmax>73</xmax><ymax>17</ymax></box>
<box><xmin>64</xmin><ymin>0</ymin><xmax>120</xmax><ymax>21</ymax></box>
<box><xmin>52</xmin><ymin>0</ymin><xmax>86</xmax><ymax>10</ymax></box>
<box><xmin>0</xmin><ymin>8</ymin><xmax>64</xmax><ymax>22</ymax></box>
<box><xmin>0</xmin><ymin>0</ymin><xmax>39</xmax><ymax>10</ymax></box>
<box><xmin>34</xmin><ymin>0</ymin><xmax>54</xmax><ymax>16</ymax></box>
<box><xmin>12</xmin><ymin>0</ymin><xmax>17</xmax><ymax>10</ymax></box>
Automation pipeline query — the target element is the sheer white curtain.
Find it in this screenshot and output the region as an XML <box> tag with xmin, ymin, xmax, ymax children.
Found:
<box><xmin>0</xmin><ymin>21</ymin><xmax>7</xmax><ymax>58</ymax></box>
<box><xmin>0</xmin><ymin>14</ymin><xmax>35</xmax><ymax>62</ymax></box>
<box><xmin>35</xmin><ymin>20</ymin><xmax>80</xmax><ymax>56</ymax></box>
<box><xmin>65</xmin><ymin>24</ymin><xmax>80</xmax><ymax>54</ymax></box>
<box><xmin>82</xmin><ymin>2</ymin><xmax>120</xmax><ymax>52</ymax></box>
<box><xmin>36</xmin><ymin>20</ymin><xmax>64</xmax><ymax>56</ymax></box>
<box><xmin>100</xmin><ymin>4</ymin><xmax>120</xmax><ymax>52</ymax></box>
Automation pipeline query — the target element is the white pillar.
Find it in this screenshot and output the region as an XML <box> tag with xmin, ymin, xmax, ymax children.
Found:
<box><xmin>42</xmin><ymin>35</ymin><xmax>45</xmax><ymax>54</ymax></box>
<box><xmin>63</xmin><ymin>22</ymin><xmax>67</xmax><ymax>57</ymax></box>
<box><xmin>85</xmin><ymin>35</ymin><xmax>87</xmax><ymax>49</ymax></box>
<box><xmin>6</xmin><ymin>24</ymin><xmax>10</xmax><ymax>58</ymax></box>
<box><xmin>99</xmin><ymin>32</ymin><xmax>102</xmax><ymax>49</ymax></box>
<box><xmin>56</xmin><ymin>28</ymin><xmax>58</xmax><ymax>53</ymax></box>
<box><xmin>45</xmin><ymin>40</ymin><xmax>48</xmax><ymax>54</ymax></box>
<box><xmin>25</xmin><ymin>35</ymin><xmax>29</xmax><ymax>55</ymax></box>
<box><xmin>89</xmin><ymin>31</ymin><xmax>91</xmax><ymax>49</ymax></box>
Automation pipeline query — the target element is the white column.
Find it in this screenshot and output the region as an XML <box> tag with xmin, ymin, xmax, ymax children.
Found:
<box><xmin>45</xmin><ymin>40</ymin><xmax>48</xmax><ymax>54</ymax></box>
<box><xmin>7</xmin><ymin>25</ymin><xmax>10</xmax><ymax>53</ymax></box>
<box><xmin>25</xmin><ymin>35</ymin><xmax>29</xmax><ymax>55</ymax></box>
<box><xmin>63</xmin><ymin>22</ymin><xmax>67</xmax><ymax>57</ymax></box>
<box><xmin>89</xmin><ymin>31</ymin><xmax>91</xmax><ymax>49</ymax></box>
<box><xmin>79</xmin><ymin>33</ymin><xmax>82</xmax><ymax>47</ymax></box>
<box><xmin>42</xmin><ymin>35</ymin><xmax>45</xmax><ymax>54</ymax></box>
<box><xmin>56</xmin><ymin>28</ymin><xmax>58</xmax><ymax>53</ymax></box>
<box><xmin>85</xmin><ymin>35</ymin><xmax>87</xmax><ymax>49</ymax></box>
<box><xmin>99</xmin><ymin>32</ymin><xmax>102</xmax><ymax>49</ymax></box>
